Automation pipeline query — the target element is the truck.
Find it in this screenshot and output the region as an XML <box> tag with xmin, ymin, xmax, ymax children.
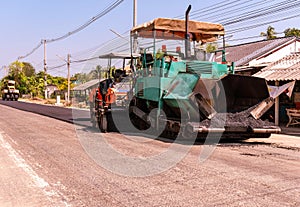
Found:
<box><xmin>2</xmin><ymin>80</ymin><xmax>19</xmax><ymax>101</ymax></box>
<box><xmin>93</xmin><ymin>6</ymin><xmax>281</xmax><ymax>139</ymax></box>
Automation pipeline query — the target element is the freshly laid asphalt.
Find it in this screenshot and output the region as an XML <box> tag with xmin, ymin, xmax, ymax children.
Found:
<box><xmin>0</xmin><ymin>100</ymin><xmax>91</xmax><ymax>127</ymax></box>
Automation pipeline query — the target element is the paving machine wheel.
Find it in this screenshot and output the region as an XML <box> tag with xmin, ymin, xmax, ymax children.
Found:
<box><xmin>129</xmin><ymin>97</ymin><xmax>151</xmax><ymax>130</ymax></box>
<box><xmin>98</xmin><ymin>113</ymin><xmax>108</xmax><ymax>133</ymax></box>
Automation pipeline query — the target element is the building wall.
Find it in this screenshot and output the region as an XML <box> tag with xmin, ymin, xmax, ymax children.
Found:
<box><xmin>249</xmin><ymin>40</ymin><xmax>300</xmax><ymax>66</ymax></box>
<box><xmin>46</xmin><ymin>85</ymin><xmax>59</xmax><ymax>98</ymax></box>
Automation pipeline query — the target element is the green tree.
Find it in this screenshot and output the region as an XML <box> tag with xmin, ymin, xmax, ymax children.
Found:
<box><xmin>22</xmin><ymin>62</ymin><xmax>35</xmax><ymax>77</ymax></box>
<box><xmin>7</xmin><ymin>61</ymin><xmax>29</xmax><ymax>95</ymax></box>
<box><xmin>4</xmin><ymin>61</ymin><xmax>37</xmax><ymax>95</ymax></box>
<box><xmin>89</xmin><ymin>65</ymin><xmax>104</xmax><ymax>80</ymax></box>
<box><xmin>260</xmin><ymin>26</ymin><xmax>277</xmax><ymax>40</ymax></box>
<box><xmin>8</xmin><ymin>61</ymin><xmax>24</xmax><ymax>78</ymax></box>
<box><xmin>27</xmin><ymin>76</ymin><xmax>38</xmax><ymax>97</ymax></box>
<box><xmin>284</xmin><ymin>28</ymin><xmax>300</xmax><ymax>37</ymax></box>
<box><xmin>206</xmin><ymin>43</ymin><xmax>218</xmax><ymax>53</ymax></box>
<box><xmin>35</xmin><ymin>71</ymin><xmax>47</xmax><ymax>98</ymax></box>
<box><xmin>72</xmin><ymin>73</ymin><xmax>89</xmax><ymax>84</ymax></box>
<box><xmin>48</xmin><ymin>76</ymin><xmax>69</xmax><ymax>91</ymax></box>
<box><xmin>1</xmin><ymin>60</ymin><xmax>76</xmax><ymax>99</ymax></box>
<box><xmin>89</xmin><ymin>65</ymin><xmax>111</xmax><ymax>79</ymax></box>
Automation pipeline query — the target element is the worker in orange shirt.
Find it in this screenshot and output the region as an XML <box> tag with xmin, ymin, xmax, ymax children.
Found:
<box><xmin>105</xmin><ymin>85</ymin><xmax>116</xmax><ymax>105</ymax></box>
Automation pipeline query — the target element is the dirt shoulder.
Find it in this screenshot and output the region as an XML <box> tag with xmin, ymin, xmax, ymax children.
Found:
<box><xmin>246</xmin><ymin>133</ymin><xmax>300</xmax><ymax>150</ymax></box>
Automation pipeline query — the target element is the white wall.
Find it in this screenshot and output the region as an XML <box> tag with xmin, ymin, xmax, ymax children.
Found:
<box><xmin>249</xmin><ymin>40</ymin><xmax>300</xmax><ymax>66</ymax></box>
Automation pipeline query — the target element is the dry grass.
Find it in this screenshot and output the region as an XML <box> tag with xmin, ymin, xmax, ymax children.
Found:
<box><xmin>20</xmin><ymin>98</ymin><xmax>68</xmax><ymax>106</ymax></box>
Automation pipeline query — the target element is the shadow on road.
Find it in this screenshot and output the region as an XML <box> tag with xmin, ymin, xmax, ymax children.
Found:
<box><xmin>78</xmin><ymin>123</ymin><xmax>273</xmax><ymax>147</ymax></box>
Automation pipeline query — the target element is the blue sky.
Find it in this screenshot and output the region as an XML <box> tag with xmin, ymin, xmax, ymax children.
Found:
<box><xmin>0</xmin><ymin>0</ymin><xmax>299</xmax><ymax>77</ymax></box>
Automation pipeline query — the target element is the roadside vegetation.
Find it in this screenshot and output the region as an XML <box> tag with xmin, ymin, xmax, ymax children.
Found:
<box><xmin>0</xmin><ymin>61</ymin><xmax>109</xmax><ymax>100</ymax></box>
<box><xmin>261</xmin><ymin>26</ymin><xmax>300</xmax><ymax>40</ymax></box>
<box><xmin>0</xmin><ymin>61</ymin><xmax>70</xmax><ymax>99</ymax></box>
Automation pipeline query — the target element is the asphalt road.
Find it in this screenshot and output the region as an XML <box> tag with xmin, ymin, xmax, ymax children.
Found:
<box><xmin>0</xmin><ymin>102</ymin><xmax>299</xmax><ymax>206</ymax></box>
<box><xmin>0</xmin><ymin>100</ymin><xmax>92</xmax><ymax>127</ymax></box>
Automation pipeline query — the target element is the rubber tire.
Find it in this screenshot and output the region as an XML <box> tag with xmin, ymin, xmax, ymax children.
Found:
<box><xmin>128</xmin><ymin>98</ymin><xmax>151</xmax><ymax>130</ymax></box>
<box><xmin>99</xmin><ymin>114</ymin><xmax>108</xmax><ymax>133</ymax></box>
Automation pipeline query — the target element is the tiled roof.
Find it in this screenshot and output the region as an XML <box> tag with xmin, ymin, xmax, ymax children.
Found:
<box><xmin>216</xmin><ymin>37</ymin><xmax>297</xmax><ymax>66</ymax></box>
<box><xmin>253</xmin><ymin>53</ymin><xmax>300</xmax><ymax>81</ymax></box>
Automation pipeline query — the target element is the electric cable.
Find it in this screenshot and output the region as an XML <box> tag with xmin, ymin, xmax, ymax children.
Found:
<box><xmin>226</xmin><ymin>13</ymin><xmax>300</xmax><ymax>34</ymax></box>
<box><xmin>17</xmin><ymin>0</ymin><xmax>124</xmax><ymax>60</ymax></box>
<box><xmin>194</xmin><ymin>0</ymin><xmax>273</xmax><ymax>22</ymax></box>
<box><xmin>46</xmin><ymin>0</ymin><xmax>124</xmax><ymax>43</ymax></box>
<box><xmin>221</xmin><ymin>0</ymin><xmax>300</xmax><ymax>25</ymax></box>
<box><xmin>18</xmin><ymin>41</ymin><xmax>43</xmax><ymax>60</ymax></box>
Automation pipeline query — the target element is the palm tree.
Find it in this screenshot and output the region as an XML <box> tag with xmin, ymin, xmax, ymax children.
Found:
<box><xmin>89</xmin><ymin>65</ymin><xmax>103</xmax><ymax>80</ymax></box>
<box><xmin>284</xmin><ymin>28</ymin><xmax>300</xmax><ymax>37</ymax></box>
<box><xmin>260</xmin><ymin>26</ymin><xmax>277</xmax><ymax>40</ymax></box>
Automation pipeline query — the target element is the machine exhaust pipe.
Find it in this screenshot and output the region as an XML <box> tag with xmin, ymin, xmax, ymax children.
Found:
<box><xmin>185</xmin><ymin>5</ymin><xmax>192</xmax><ymax>59</ymax></box>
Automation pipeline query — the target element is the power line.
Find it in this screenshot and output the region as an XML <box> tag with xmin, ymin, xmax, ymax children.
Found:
<box><xmin>192</xmin><ymin>0</ymin><xmax>255</xmax><ymax>20</ymax></box>
<box><xmin>18</xmin><ymin>41</ymin><xmax>43</xmax><ymax>60</ymax></box>
<box><xmin>71</xmin><ymin>30</ymin><xmax>129</xmax><ymax>59</ymax></box>
<box><xmin>225</xmin><ymin>31</ymin><xmax>284</xmax><ymax>43</ymax></box>
<box><xmin>47</xmin><ymin>63</ymin><xmax>66</xmax><ymax>71</ymax></box>
<box><xmin>47</xmin><ymin>56</ymin><xmax>100</xmax><ymax>72</ymax></box>
<box><xmin>172</xmin><ymin>0</ymin><xmax>300</xmax><ymax>44</ymax></box>
<box><xmin>226</xmin><ymin>13</ymin><xmax>300</xmax><ymax>34</ymax></box>
<box><xmin>72</xmin><ymin>56</ymin><xmax>100</xmax><ymax>63</ymax></box>
<box><xmin>194</xmin><ymin>0</ymin><xmax>273</xmax><ymax>22</ymax></box>
<box><xmin>225</xmin><ymin>8</ymin><xmax>299</xmax><ymax>34</ymax></box>
<box><xmin>180</xmin><ymin>0</ymin><xmax>300</xmax><ymax>43</ymax></box>
<box><xmin>175</xmin><ymin>0</ymin><xmax>242</xmax><ymax>19</ymax></box>
<box><xmin>181</xmin><ymin>0</ymin><xmax>299</xmax><ymax>36</ymax></box>
<box><xmin>18</xmin><ymin>0</ymin><xmax>124</xmax><ymax>60</ymax></box>
<box><xmin>221</xmin><ymin>0</ymin><xmax>300</xmax><ymax>25</ymax></box>
<box><xmin>46</xmin><ymin>0</ymin><xmax>124</xmax><ymax>43</ymax></box>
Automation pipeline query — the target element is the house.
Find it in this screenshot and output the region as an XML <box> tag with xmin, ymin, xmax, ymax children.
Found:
<box><xmin>46</xmin><ymin>84</ymin><xmax>59</xmax><ymax>98</ymax></box>
<box><xmin>253</xmin><ymin>53</ymin><xmax>300</xmax><ymax>125</ymax></box>
<box><xmin>215</xmin><ymin>36</ymin><xmax>300</xmax><ymax>75</ymax></box>
<box><xmin>72</xmin><ymin>79</ymin><xmax>102</xmax><ymax>107</ymax></box>
<box><xmin>254</xmin><ymin>53</ymin><xmax>300</xmax><ymax>83</ymax></box>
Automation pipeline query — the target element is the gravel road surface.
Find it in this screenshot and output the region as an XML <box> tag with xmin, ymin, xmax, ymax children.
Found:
<box><xmin>0</xmin><ymin>103</ymin><xmax>299</xmax><ymax>206</ymax></box>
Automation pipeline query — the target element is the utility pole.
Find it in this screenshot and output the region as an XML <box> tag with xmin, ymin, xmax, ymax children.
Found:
<box><xmin>3</xmin><ymin>66</ymin><xmax>8</xmax><ymax>77</ymax></box>
<box><xmin>275</xmin><ymin>81</ymin><xmax>280</xmax><ymax>126</ymax></box>
<box><xmin>43</xmin><ymin>39</ymin><xmax>48</xmax><ymax>99</ymax></box>
<box><xmin>56</xmin><ymin>54</ymin><xmax>71</xmax><ymax>104</ymax></box>
<box><xmin>67</xmin><ymin>54</ymin><xmax>71</xmax><ymax>104</ymax></box>
<box><xmin>133</xmin><ymin>0</ymin><xmax>137</xmax><ymax>27</ymax></box>
<box><xmin>0</xmin><ymin>66</ymin><xmax>7</xmax><ymax>78</ymax></box>
<box><xmin>133</xmin><ymin>0</ymin><xmax>138</xmax><ymax>53</ymax></box>
<box><xmin>5</xmin><ymin>66</ymin><xmax>8</xmax><ymax>76</ymax></box>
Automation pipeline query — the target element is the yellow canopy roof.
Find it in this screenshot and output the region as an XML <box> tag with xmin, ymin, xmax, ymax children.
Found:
<box><xmin>131</xmin><ymin>18</ymin><xmax>225</xmax><ymax>43</ymax></box>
